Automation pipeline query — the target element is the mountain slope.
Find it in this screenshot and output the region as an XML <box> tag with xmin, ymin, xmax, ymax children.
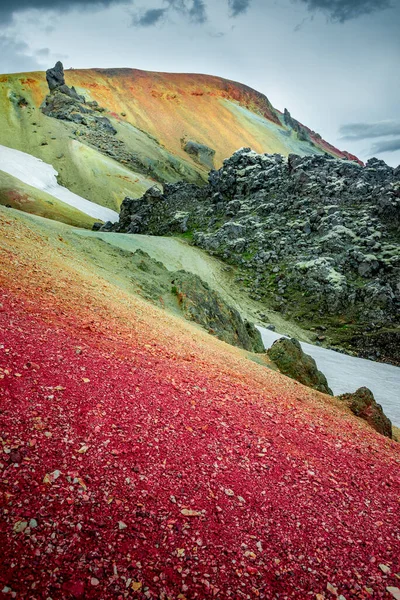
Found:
<box><xmin>0</xmin><ymin>169</ymin><xmax>97</xmax><ymax>228</ymax></box>
<box><xmin>0</xmin><ymin>145</ymin><xmax>119</xmax><ymax>223</ymax></box>
<box><xmin>1</xmin><ymin>204</ymin><xmax>400</xmax><ymax>599</ymax></box>
<box><xmin>0</xmin><ymin>66</ymin><xmax>359</xmax><ymax>224</ymax></box>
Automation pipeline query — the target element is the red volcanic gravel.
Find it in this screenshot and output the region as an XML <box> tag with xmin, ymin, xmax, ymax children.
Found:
<box><xmin>1</xmin><ymin>288</ymin><xmax>400</xmax><ymax>600</ymax></box>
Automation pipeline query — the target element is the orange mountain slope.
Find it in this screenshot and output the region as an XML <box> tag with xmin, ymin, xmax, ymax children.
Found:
<box><xmin>0</xmin><ymin>66</ymin><xmax>358</xmax><ymax>175</ymax></box>
<box><xmin>0</xmin><ymin>67</ymin><xmax>361</xmax><ymax>225</ymax></box>
<box><xmin>1</xmin><ymin>206</ymin><xmax>399</xmax><ymax>599</ymax></box>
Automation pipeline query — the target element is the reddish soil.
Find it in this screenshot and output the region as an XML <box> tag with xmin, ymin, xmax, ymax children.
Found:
<box><xmin>1</xmin><ymin>284</ymin><xmax>400</xmax><ymax>599</ymax></box>
<box><xmin>0</xmin><ymin>211</ymin><xmax>399</xmax><ymax>599</ymax></box>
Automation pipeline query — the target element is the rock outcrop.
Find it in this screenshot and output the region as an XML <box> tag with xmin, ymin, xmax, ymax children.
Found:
<box><xmin>106</xmin><ymin>148</ymin><xmax>400</xmax><ymax>362</ymax></box>
<box><xmin>182</xmin><ymin>139</ymin><xmax>216</xmax><ymax>169</ymax></box>
<box><xmin>267</xmin><ymin>337</ymin><xmax>333</xmax><ymax>395</ymax></box>
<box><xmin>46</xmin><ymin>61</ymin><xmax>65</xmax><ymax>90</ymax></box>
<box><xmin>283</xmin><ymin>109</ymin><xmax>310</xmax><ymax>142</ymax></box>
<box><xmin>339</xmin><ymin>387</ymin><xmax>392</xmax><ymax>438</ymax></box>
<box><xmin>108</xmin><ymin>184</ymin><xmax>207</xmax><ymax>236</ymax></box>
<box><xmin>171</xmin><ymin>271</ymin><xmax>264</xmax><ymax>353</ymax></box>
<box><xmin>41</xmin><ymin>62</ymin><xmax>116</xmax><ymax>134</ymax></box>
<box><xmin>124</xmin><ymin>249</ymin><xmax>263</xmax><ymax>353</ymax></box>
<box><xmin>45</xmin><ymin>61</ymin><xmax>85</xmax><ymax>102</ymax></box>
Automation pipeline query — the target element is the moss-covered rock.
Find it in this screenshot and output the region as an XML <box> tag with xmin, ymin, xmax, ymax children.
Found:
<box><xmin>267</xmin><ymin>337</ymin><xmax>333</xmax><ymax>395</ymax></box>
<box><xmin>183</xmin><ymin>140</ymin><xmax>216</xmax><ymax>170</ymax></box>
<box><xmin>338</xmin><ymin>387</ymin><xmax>392</xmax><ymax>438</ymax></box>
<box><xmin>171</xmin><ymin>271</ymin><xmax>264</xmax><ymax>353</ymax></box>
<box><xmin>127</xmin><ymin>249</ymin><xmax>263</xmax><ymax>353</ymax></box>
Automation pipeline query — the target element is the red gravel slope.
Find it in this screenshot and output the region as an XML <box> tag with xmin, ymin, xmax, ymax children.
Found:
<box><xmin>0</xmin><ymin>210</ymin><xmax>400</xmax><ymax>599</ymax></box>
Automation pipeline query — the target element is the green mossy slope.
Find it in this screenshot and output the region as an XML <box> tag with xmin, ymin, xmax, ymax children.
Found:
<box><xmin>0</xmin><ymin>170</ymin><xmax>97</xmax><ymax>228</ymax></box>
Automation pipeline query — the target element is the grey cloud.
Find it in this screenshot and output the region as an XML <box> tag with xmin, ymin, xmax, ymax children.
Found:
<box><xmin>132</xmin><ymin>0</ymin><xmax>208</xmax><ymax>27</ymax></box>
<box><xmin>228</xmin><ymin>0</ymin><xmax>252</xmax><ymax>17</ymax></box>
<box><xmin>133</xmin><ymin>8</ymin><xmax>168</xmax><ymax>26</ymax></box>
<box><xmin>35</xmin><ymin>47</ymin><xmax>51</xmax><ymax>57</ymax></box>
<box><xmin>295</xmin><ymin>0</ymin><xmax>392</xmax><ymax>22</ymax></box>
<box><xmin>188</xmin><ymin>0</ymin><xmax>207</xmax><ymax>23</ymax></box>
<box><xmin>340</xmin><ymin>121</ymin><xmax>400</xmax><ymax>140</ymax></box>
<box><xmin>131</xmin><ymin>0</ymin><xmax>253</xmax><ymax>27</ymax></box>
<box><xmin>158</xmin><ymin>0</ymin><xmax>207</xmax><ymax>24</ymax></box>
<box><xmin>371</xmin><ymin>138</ymin><xmax>400</xmax><ymax>154</ymax></box>
<box><xmin>0</xmin><ymin>35</ymin><xmax>41</xmax><ymax>73</ymax></box>
<box><xmin>0</xmin><ymin>0</ymin><xmax>126</xmax><ymax>25</ymax></box>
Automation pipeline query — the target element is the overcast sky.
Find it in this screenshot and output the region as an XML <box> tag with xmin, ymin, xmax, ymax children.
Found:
<box><xmin>0</xmin><ymin>0</ymin><xmax>399</xmax><ymax>166</ymax></box>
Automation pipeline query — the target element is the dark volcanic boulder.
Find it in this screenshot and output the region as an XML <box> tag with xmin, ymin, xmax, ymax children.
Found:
<box><xmin>339</xmin><ymin>387</ymin><xmax>392</xmax><ymax>438</ymax></box>
<box><xmin>110</xmin><ymin>183</ymin><xmax>208</xmax><ymax>235</ymax></box>
<box><xmin>46</xmin><ymin>61</ymin><xmax>65</xmax><ymax>91</ymax></box>
<box><xmin>45</xmin><ymin>61</ymin><xmax>85</xmax><ymax>102</ymax></box>
<box><xmin>267</xmin><ymin>337</ymin><xmax>333</xmax><ymax>395</ymax></box>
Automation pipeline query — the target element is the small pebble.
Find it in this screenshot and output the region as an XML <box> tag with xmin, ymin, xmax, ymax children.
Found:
<box><xmin>380</xmin><ymin>564</ymin><xmax>391</xmax><ymax>574</ymax></box>
<box><xmin>13</xmin><ymin>521</ymin><xmax>28</xmax><ymax>533</ymax></box>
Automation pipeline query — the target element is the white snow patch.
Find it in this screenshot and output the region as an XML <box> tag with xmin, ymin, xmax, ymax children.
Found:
<box><xmin>0</xmin><ymin>144</ymin><xmax>119</xmax><ymax>223</ymax></box>
<box><xmin>257</xmin><ymin>326</ymin><xmax>400</xmax><ymax>427</ymax></box>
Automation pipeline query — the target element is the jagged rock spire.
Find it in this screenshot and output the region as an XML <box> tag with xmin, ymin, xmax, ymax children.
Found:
<box><xmin>46</xmin><ymin>61</ymin><xmax>65</xmax><ymax>92</ymax></box>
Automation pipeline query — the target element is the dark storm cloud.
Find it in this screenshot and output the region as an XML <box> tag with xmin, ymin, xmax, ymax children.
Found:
<box><xmin>340</xmin><ymin>121</ymin><xmax>400</xmax><ymax>140</ymax></box>
<box><xmin>0</xmin><ymin>0</ymin><xmax>126</xmax><ymax>24</ymax></box>
<box><xmin>371</xmin><ymin>138</ymin><xmax>400</xmax><ymax>154</ymax></box>
<box><xmin>158</xmin><ymin>0</ymin><xmax>207</xmax><ymax>24</ymax></box>
<box><xmin>228</xmin><ymin>0</ymin><xmax>252</xmax><ymax>17</ymax></box>
<box><xmin>130</xmin><ymin>0</ymin><xmax>392</xmax><ymax>29</ymax></box>
<box><xmin>295</xmin><ymin>0</ymin><xmax>392</xmax><ymax>22</ymax></box>
<box><xmin>1</xmin><ymin>0</ymin><xmax>392</xmax><ymax>27</ymax></box>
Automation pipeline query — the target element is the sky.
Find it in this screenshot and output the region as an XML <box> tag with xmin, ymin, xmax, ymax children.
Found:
<box><xmin>0</xmin><ymin>0</ymin><xmax>399</xmax><ymax>166</ymax></box>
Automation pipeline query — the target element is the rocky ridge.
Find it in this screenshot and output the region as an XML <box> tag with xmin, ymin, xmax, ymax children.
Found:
<box><xmin>170</xmin><ymin>270</ymin><xmax>264</xmax><ymax>352</ymax></box>
<box><xmin>102</xmin><ymin>148</ymin><xmax>400</xmax><ymax>362</ymax></box>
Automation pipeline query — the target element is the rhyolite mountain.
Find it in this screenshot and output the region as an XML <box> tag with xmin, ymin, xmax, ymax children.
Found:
<box><xmin>2</xmin><ymin>64</ymin><xmax>400</xmax><ymax>600</ymax></box>
<box><xmin>0</xmin><ymin>62</ymin><xmax>359</xmax><ymax>221</ymax></box>
<box><xmin>0</xmin><ymin>62</ymin><xmax>398</xmax><ymax>362</ymax></box>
